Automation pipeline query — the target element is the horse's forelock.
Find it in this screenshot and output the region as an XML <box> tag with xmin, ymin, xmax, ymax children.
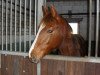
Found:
<box><xmin>40</xmin><ymin>12</ymin><xmax>72</xmax><ymax>36</ymax></box>
<box><xmin>41</xmin><ymin>13</ymin><xmax>59</xmax><ymax>26</ymax></box>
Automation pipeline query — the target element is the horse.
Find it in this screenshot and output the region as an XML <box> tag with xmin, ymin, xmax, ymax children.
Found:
<box><xmin>29</xmin><ymin>5</ymin><xmax>86</xmax><ymax>63</ymax></box>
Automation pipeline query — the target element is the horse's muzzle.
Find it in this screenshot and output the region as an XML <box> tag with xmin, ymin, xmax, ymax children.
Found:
<box><xmin>29</xmin><ymin>55</ymin><xmax>40</xmax><ymax>63</ymax></box>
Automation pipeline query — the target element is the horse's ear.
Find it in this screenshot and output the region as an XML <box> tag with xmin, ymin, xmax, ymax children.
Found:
<box><xmin>42</xmin><ymin>6</ymin><xmax>49</xmax><ymax>16</ymax></box>
<box><xmin>50</xmin><ymin>5</ymin><xmax>58</xmax><ymax>18</ymax></box>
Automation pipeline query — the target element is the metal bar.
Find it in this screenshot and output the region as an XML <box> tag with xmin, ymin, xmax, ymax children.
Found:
<box><xmin>0</xmin><ymin>54</ymin><xmax>1</xmax><ymax>69</ymax></box>
<box><xmin>34</xmin><ymin>0</ymin><xmax>38</xmax><ymax>35</ymax></box>
<box><xmin>29</xmin><ymin>0</ymin><xmax>32</xmax><ymax>48</ymax></box>
<box><xmin>6</xmin><ymin>0</ymin><xmax>8</xmax><ymax>51</ymax></box>
<box><xmin>88</xmin><ymin>0</ymin><xmax>92</xmax><ymax>57</ymax></box>
<box><xmin>10</xmin><ymin>0</ymin><xmax>12</xmax><ymax>51</ymax></box>
<box><xmin>95</xmin><ymin>0</ymin><xmax>99</xmax><ymax>57</ymax></box>
<box><xmin>14</xmin><ymin>0</ymin><xmax>17</xmax><ymax>51</ymax></box>
<box><xmin>24</xmin><ymin>0</ymin><xmax>26</xmax><ymax>52</ymax></box>
<box><xmin>1</xmin><ymin>0</ymin><xmax>4</xmax><ymax>51</ymax></box>
<box><xmin>43</xmin><ymin>0</ymin><xmax>46</xmax><ymax>6</ymax></box>
<box><xmin>0</xmin><ymin>51</ymin><xmax>28</xmax><ymax>57</ymax></box>
<box><xmin>2</xmin><ymin>1</ymin><xmax>35</xmax><ymax>14</ymax></box>
<box><xmin>19</xmin><ymin>0</ymin><xmax>22</xmax><ymax>52</ymax></box>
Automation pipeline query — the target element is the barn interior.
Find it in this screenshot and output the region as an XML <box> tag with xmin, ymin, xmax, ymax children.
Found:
<box><xmin>0</xmin><ymin>0</ymin><xmax>99</xmax><ymax>56</ymax></box>
<box><xmin>0</xmin><ymin>0</ymin><xmax>100</xmax><ymax>75</ymax></box>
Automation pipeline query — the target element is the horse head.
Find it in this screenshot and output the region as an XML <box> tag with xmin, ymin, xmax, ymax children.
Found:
<box><xmin>29</xmin><ymin>5</ymin><xmax>72</xmax><ymax>63</ymax></box>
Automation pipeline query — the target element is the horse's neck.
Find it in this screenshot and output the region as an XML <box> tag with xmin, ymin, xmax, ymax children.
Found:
<box><xmin>59</xmin><ymin>37</ymin><xmax>73</xmax><ymax>55</ymax></box>
<box><xmin>59</xmin><ymin>36</ymin><xmax>81</xmax><ymax>56</ymax></box>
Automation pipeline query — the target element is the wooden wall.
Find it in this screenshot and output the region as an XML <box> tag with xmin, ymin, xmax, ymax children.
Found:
<box><xmin>0</xmin><ymin>68</ymin><xmax>1</xmax><ymax>75</ymax></box>
<box><xmin>41</xmin><ymin>59</ymin><xmax>100</xmax><ymax>75</ymax></box>
<box><xmin>1</xmin><ymin>54</ymin><xmax>100</xmax><ymax>75</ymax></box>
<box><xmin>1</xmin><ymin>54</ymin><xmax>37</xmax><ymax>75</ymax></box>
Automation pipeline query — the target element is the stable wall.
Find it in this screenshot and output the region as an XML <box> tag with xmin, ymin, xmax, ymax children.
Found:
<box><xmin>1</xmin><ymin>54</ymin><xmax>100</xmax><ymax>75</ymax></box>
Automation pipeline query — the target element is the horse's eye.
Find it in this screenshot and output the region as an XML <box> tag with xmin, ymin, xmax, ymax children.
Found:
<box><xmin>47</xmin><ymin>30</ymin><xmax>53</xmax><ymax>33</ymax></box>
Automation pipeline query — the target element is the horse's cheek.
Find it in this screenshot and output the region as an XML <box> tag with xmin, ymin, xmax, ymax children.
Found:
<box><xmin>52</xmin><ymin>35</ymin><xmax>62</xmax><ymax>47</ymax></box>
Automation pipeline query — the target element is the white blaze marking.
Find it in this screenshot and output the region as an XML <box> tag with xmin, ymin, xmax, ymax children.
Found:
<box><xmin>29</xmin><ymin>23</ymin><xmax>45</xmax><ymax>58</ymax></box>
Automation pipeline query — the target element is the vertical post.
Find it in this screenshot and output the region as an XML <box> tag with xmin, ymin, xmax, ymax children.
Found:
<box><xmin>37</xmin><ymin>62</ymin><xmax>41</xmax><ymax>75</ymax></box>
<box><xmin>34</xmin><ymin>0</ymin><xmax>38</xmax><ymax>35</ymax></box>
<box><xmin>19</xmin><ymin>0</ymin><xmax>22</xmax><ymax>52</ymax></box>
<box><xmin>15</xmin><ymin>0</ymin><xmax>17</xmax><ymax>51</ymax></box>
<box><xmin>44</xmin><ymin>0</ymin><xmax>46</xmax><ymax>6</ymax></box>
<box><xmin>29</xmin><ymin>0</ymin><xmax>32</xmax><ymax>48</ymax></box>
<box><xmin>37</xmin><ymin>0</ymin><xmax>44</xmax><ymax>25</ymax></box>
<box><xmin>36</xmin><ymin>0</ymin><xmax>46</xmax><ymax>29</ymax></box>
<box><xmin>1</xmin><ymin>0</ymin><xmax>4</xmax><ymax>50</ymax></box>
<box><xmin>6</xmin><ymin>0</ymin><xmax>8</xmax><ymax>51</ymax></box>
<box><xmin>88</xmin><ymin>0</ymin><xmax>92</xmax><ymax>57</ymax></box>
<box><xmin>34</xmin><ymin>0</ymin><xmax>46</xmax><ymax>35</ymax></box>
<box><xmin>24</xmin><ymin>0</ymin><xmax>26</xmax><ymax>52</ymax></box>
<box><xmin>36</xmin><ymin>0</ymin><xmax>46</xmax><ymax>75</ymax></box>
<box><xmin>10</xmin><ymin>0</ymin><xmax>12</xmax><ymax>51</ymax></box>
<box><xmin>0</xmin><ymin>54</ymin><xmax>1</xmax><ymax>69</ymax></box>
<box><xmin>95</xmin><ymin>0</ymin><xmax>99</xmax><ymax>57</ymax></box>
